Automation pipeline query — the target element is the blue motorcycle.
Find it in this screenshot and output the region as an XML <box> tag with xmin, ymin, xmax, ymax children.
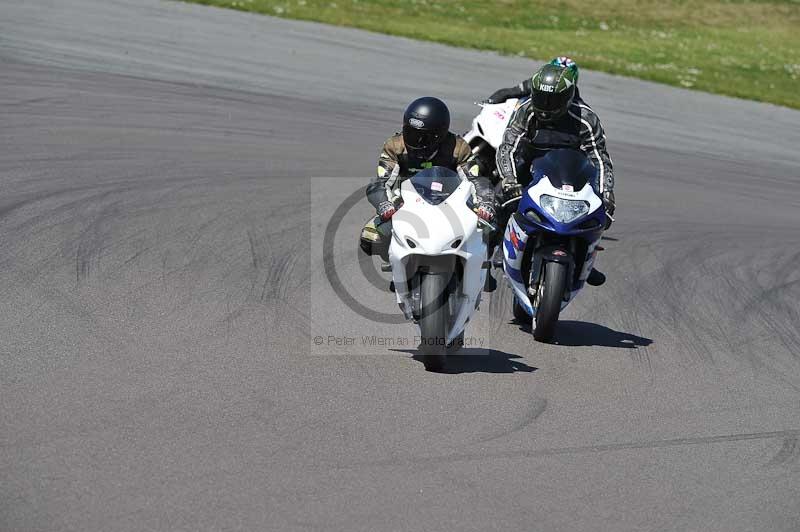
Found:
<box><xmin>502</xmin><ymin>149</ymin><xmax>607</xmax><ymax>342</ymax></box>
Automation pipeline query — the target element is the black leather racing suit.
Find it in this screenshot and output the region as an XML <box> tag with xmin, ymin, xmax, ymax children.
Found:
<box><xmin>495</xmin><ymin>89</ymin><xmax>614</xmax><ymax>196</ymax></box>
<box><xmin>487</xmin><ymin>81</ymin><xmax>615</xmax><ymax>281</ymax></box>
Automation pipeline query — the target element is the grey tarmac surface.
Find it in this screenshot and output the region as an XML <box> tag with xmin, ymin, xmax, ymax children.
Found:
<box><xmin>1</xmin><ymin>1</ymin><xmax>800</xmax><ymax>531</ymax></box>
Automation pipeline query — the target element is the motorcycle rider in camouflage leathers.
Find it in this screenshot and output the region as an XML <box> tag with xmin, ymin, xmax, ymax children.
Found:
<box><xmin>360</xmin><ymin>97</ymin><xmax>495</xmax><ymax>264</ymax></box>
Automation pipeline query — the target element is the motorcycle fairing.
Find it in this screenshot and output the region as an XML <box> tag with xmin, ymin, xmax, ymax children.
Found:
<box><xmin>462</xmin><ymin>99</ymin><xmax>519</xmax><ymax>148</ymax></box>
<box><xmin>502</xmin><ymin>214</ymin><xmax>533</xmax><ymax>315</ymax></box>
<box><xmin>503</xmin><ymin>150</ymin><xmax>606</xmax><ymax>318</ymax></box>
<box><xmin>389</xmin><ymin>176</ymin><xmax>487</xmax><ymax>343</ymax></box>
<box><xmin>520</xmin><ymin>172</ymin><xmax>605</xmax><ymax>235</ymax></box>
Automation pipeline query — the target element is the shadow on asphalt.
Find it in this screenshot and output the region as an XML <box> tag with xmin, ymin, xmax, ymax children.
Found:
<box><xmin>513</xmin><ymin>320</ymin><xmax>653</xmax><ymax>349</ymax></box>
<box><xmin>392</xmin><ymin>349</ymin><xmax>538</xmax><ymax>374</ymax></box>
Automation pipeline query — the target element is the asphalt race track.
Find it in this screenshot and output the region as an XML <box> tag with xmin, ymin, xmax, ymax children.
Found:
<box><xmin>2</xmin><ymin>1</ymin><xmax>800</xmax><ymax>530</ymax></box>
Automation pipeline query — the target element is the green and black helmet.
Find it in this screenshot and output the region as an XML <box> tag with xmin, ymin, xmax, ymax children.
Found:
<box><xmin>530</xmin><ymin>62</ymin><xmax>578</xmax><ymax>122</ymax></box>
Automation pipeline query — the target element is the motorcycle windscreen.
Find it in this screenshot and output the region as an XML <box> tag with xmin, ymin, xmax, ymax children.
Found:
<box><xmin>410</xmin><ymin>166</ymin><xmax>463</xmax><ymax>205</ymax></box>
<box><xmin>529</xmin><ymin>148</ymin><xmax>598</xmax><ymax>192</ymax></box>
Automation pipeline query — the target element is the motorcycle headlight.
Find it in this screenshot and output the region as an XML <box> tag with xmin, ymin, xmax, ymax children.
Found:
<box><xmin>539</xmin><ymin>195</ymin><xmax>590</xmax><ymax>223</ymax></box>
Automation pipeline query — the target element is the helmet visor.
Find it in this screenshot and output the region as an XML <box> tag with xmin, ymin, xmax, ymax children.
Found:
<box><xmin>403</xmin><ymin>126</ymin><xmax>443</xmax><ymax>150</ymax></box>
<box><xmin>531</xmin><ymin>87</ymin><xmax>573</xmax><ymax>117</ymax></box>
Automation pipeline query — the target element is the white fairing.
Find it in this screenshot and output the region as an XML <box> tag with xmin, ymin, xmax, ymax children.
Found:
<box><xmin>503</xmin><ymin>177</ymin><xmax>603</xmax><ymax>319</ymax></box>
<box><xmin>526</xmin><ymin>175</ymin><xmax>604</xmax><ymax>214</ymax></box>
<box><xmin>389</xmin><ymin>179</ymin><xmax>488</xmax><ymax>344</ymax></box>
<box><xmin>463</xmin><ymin>99</ymin><xmax>519</xmax><ymax>149</ymax></box>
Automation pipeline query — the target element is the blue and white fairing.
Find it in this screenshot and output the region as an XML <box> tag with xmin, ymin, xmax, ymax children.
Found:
<box><xmin>502</xmin><ymin>149</ymin><xmax>606</xmax><ymax>317</ymax></box>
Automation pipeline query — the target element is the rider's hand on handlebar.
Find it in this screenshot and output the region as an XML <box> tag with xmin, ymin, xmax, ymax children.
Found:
<box><xmin>502</xmin><ymin>181</ymin><xmax>523</xmax><ymax>201</ymax></box>
<box><xmin>377</xmin><ymin>201</ymin><xmax>396</xmax><ymax>221</ymax></box>
<box><xmin>476</xmin><ymin>203</ymin><xmax>495</xmax><ymax>222</ymax></box>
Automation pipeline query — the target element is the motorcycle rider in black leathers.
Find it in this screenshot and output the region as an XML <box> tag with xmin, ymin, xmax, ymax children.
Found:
<box><xmin>485</xmin><ymin>57</ymin><xmax>615</xmax><ymax>285</ymax></box>
<box><xmin>360</xmin><ymin>97</ymin><xmax>496</xmax><ymax>283</ymax></box>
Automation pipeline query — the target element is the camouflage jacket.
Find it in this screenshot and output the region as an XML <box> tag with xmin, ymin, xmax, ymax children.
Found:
<box><xmin>366</xmin><ymin>132</ymin><xmax>494</xmax><ymax>209</ymax></box>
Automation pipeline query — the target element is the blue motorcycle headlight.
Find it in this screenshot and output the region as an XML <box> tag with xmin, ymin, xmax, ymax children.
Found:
<box><xmin>539</xmin><ymin>195</ymin><xmax>590</xmax><ymax>223</ymax></box>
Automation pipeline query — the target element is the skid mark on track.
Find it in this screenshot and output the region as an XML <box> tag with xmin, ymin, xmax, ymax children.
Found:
<box><xmin>237</xmin><ymin>229</ymin><xmax>310</xmax><ymax>324</ymax></box>
<box><xmin>261</xmin><ymin>251</ymin><xmax>293</xmax><ymax>302</ymax></box>
<box><xmin>617</xmin><ymin>227</ymin><xmax>800</xmax><ymax>391</ymax></box>
<box><xmin>0</xmin><ymin>187</ymin><xmax>78</xmax><ymax>221</ymax></box>
<box><xmin>74</xmin><ymin>199</ymin><xmax>127</xmax><ymax>286</ymax></box>
<box><xmin>75</xmin><ymin>240</ymin><xmax>96</xmax><ymax>284</ymax></box>
<box><xmin>342</xmin><ymin>429</ymin><xmax>800</xmax><ymax>470</ymax></box>
<box><xmin>247</xmin><ymin>229</ymin><xmax>260</xmax><ymax>270</ymax></box>
<box><xmin>478</xmin><ymin>398</ymin><xmax>548</xmax><ymax>443</ymax></box>
<box><xmin>122</xmin><ymin>246</ymin><xmax>150</xmax><ymax>266</ymax></box>
<box><xmin>766</xmin><ymin>436</ymin><xmax>800</xmax><ymax>468</ymax></box>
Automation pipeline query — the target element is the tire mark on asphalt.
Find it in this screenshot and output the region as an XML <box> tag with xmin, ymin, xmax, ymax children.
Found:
<box><xmin>122</xmin><ymin>246</ymin><xmax>150</xmax><ymax>266</ymax></box>
<box><xmin>260</xmin><ymin>246</ymin><xmax>302</xmax><ymax>304</ymax></box>
<box><xmin>478</xmin><ymin>398</ymin><xmax>548</xmax><ymax>443</ymax></box>
<box><xmin>75</xmin><ymin>200</ymin><xmax>122</xmax><ymax>285</ymax></box>
<box><xmin>617</xmin><ymin>227</ymin><xmax>800</xmax><ymax>391</ymax></box>
<box><xmin>766</xmin><ymin>436</ymin><xmax>800</xmax><ymax>468</ymax></box>
<box><xmin>246</xmin><ymin>229</ymin><xmax>260</xmax><ymax>270</ymax></box>
<box><xmin>340</xmin><ymin>429</ymin><xmax>800</xmax><ymax>470</ymax></box>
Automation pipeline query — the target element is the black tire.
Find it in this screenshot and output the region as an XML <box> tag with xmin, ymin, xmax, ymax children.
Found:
<box><xmin>447</xmin><ymin>330</ymin><xmax>465</xmax><ymax>354</ymax></box>
<box><xmin>513</xmin><ymin>296</ymin><xmax>532</xmax><ymax>325</ymax></box>
<box><xmin>533</xmin><ymin>261</ymin><xmax>568</xmax><ymax>342</ymax></box>
<box><xmin>419</xmin><ymin>273</ymin><xmax>450</xmax><ymax>371</ymax></box>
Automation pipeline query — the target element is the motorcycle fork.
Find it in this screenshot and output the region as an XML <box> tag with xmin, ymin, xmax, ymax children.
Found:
<box><xmin>407</xmin><ymin>256</ymin><xmax>461</xmax><ymax>322</ymax></box>
<box><xmin>529</xmin><ymin>236</ymin><xmax>577</xmax><ymax>302</ymax></box>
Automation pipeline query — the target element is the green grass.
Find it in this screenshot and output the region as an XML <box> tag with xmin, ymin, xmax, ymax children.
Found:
<box><xmin>185</xmin><ymin>0</ymin><xmax>800</xmax><ymax>109</ymax></box>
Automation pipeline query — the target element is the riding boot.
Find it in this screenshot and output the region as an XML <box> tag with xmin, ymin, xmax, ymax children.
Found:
<box><xmin>586</xmin><ymin>268</ymin><xmax>606</xmax><ymax>286</ymax></box>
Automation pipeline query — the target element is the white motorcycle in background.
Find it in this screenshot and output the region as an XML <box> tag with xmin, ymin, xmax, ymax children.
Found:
<box><xmin>462</xmin><ymin>98</ymin><xmax>520</xmax><ymax>181</ymax></box>
<box><xmin>389</xmin><ymin>167</ymin><xmax>495</xmax><ymax>371</ymax></box>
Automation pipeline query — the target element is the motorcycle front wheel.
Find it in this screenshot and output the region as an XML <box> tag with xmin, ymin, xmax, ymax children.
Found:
<box><xmin>419</xmin><ymin>272</ymin><xmax>451</xmax><ymax>371</ymax></box>
<box><xmin>533</xmin><ymin>261</ymin><xmax>567</xmax><ymax>343</ymax></box>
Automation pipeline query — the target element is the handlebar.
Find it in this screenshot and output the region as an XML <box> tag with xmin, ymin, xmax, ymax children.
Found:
<box><xmin>477</xmin><ymin>217</ymin><xmax>499</xmax><ymax>234</ymax></box>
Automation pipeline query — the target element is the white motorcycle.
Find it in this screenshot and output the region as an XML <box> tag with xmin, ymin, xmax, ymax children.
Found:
<box><xmin>462</xmin><ymin>98</ymin><xmax>521</xmax><ymax>181</ymax></box>
<box><xmin>389</xmin><ymin>167</ymin><xmax>495</xmax><ymax>371</ymax></box>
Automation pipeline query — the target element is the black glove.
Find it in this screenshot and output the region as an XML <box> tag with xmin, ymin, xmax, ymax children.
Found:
<box><xmin>485</xmin><ymin>88</ymin><xmax>514</xmax><ymax>105</ymax></box>
<box><xmin>377</xmin><ymin>201</ymin><xmax>396</xmax><ymax>221</ymax></box>
<box><xmin>602</xmin><ymin>190</ymin><xmax>615</xmax><ymax>229</ymax></box>
<box><xmin>502</xmin><ymin>181</ymin><xmax>523</xmax><ymax>203</ymax></box>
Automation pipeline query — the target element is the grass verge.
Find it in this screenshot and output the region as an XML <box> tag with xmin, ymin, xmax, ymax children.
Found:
<box><xmin>185</xmin><ymin>0</ymin><xmax>800</xmax><ymax>109</ymax></box>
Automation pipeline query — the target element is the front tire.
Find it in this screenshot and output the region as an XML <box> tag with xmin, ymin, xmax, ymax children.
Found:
<box><xmin>533</xmin><ymin>261</ymin><xmax>568</xmax><ymax>342</ymax></box>
<box><xmin>419</xmin><ymin>273</ymin><xmax>450</xmax><ymax>371</ymax></box>
<box><xmin>447</xmin><ymin>330</ymin><xmax>465</xmax><ymax>354</ymax></box>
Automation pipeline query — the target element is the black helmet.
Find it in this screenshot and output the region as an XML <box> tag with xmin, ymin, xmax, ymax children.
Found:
<box><xmin>530</xmin><ymin>63</ymin><xmax>577</xmax><ymax>123</ymax></box>
<box><xmin>402</xmin><ymin>97</ymin><xmax>450</xmax><ymax>160</ymax></box>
